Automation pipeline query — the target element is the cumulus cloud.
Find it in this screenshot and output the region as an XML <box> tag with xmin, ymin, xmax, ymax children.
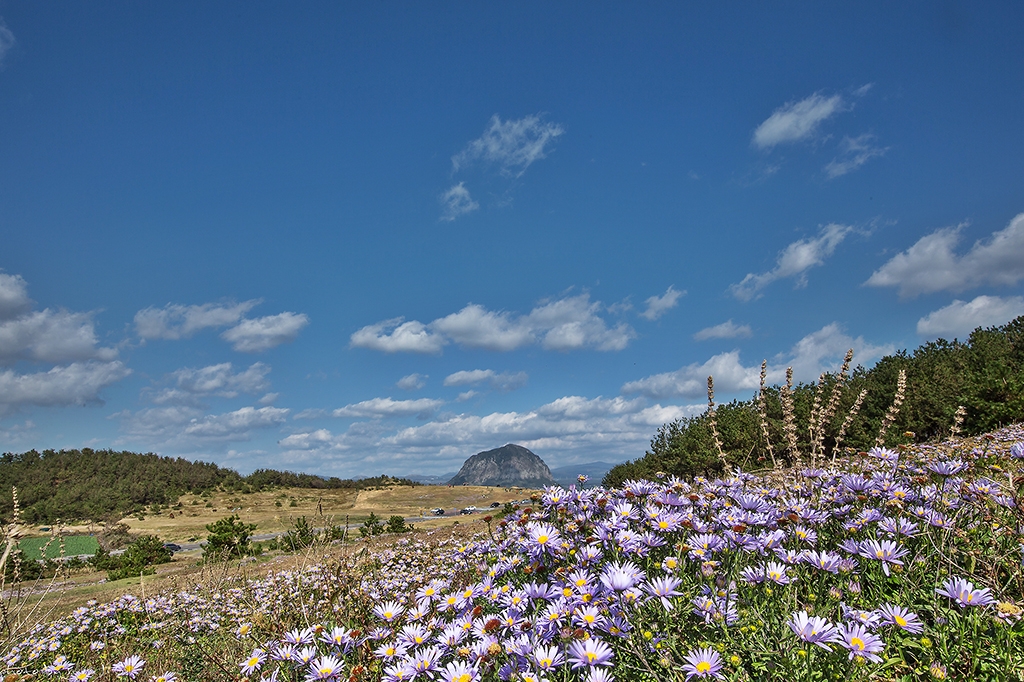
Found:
<box><xmin>443</xmin><ymin>369</ymin><xmax>528</xmax><ymax>392</ymax></box>
<box><xmin>431</xmin><ymin>305</ymin><xmax>533</xmax><ymax>351</ymax></box>
<box><xmin>352</xmin><ymin>292</ymin><xmax>636</xmax><ymax>354</ymax></box>
<box><xmin>382</xmin><ymin>396</ymin><xmax>696</xmax><ymax>453</ymax></box>
<box><xmin>0</xmin><ymin>361</ymin><xmax>131</xmax><ymax>408</ymax></box>
<box><xmin>439</xmin><ymin>182</ymin><xmax>479</xmax><ymax>222</ymax></box>
<box><xmin>117</xmin><ymin>404</ymin><xmax>288</xmax><ymax>444</ymax></box>
<box><xmin>526</xmin><ymin>293</ymin><xmax>636</xmax><ymax>351</ymax></box>
<box><xmin>396</xmin><ymin>373</ymin><xmax>427</xmax><ymax>391</ymax></box>
<box><xmin>825</xmin><ymin>134</ymin><xmax>888</xmax><ymax>178</ymax></box>
<box><xmin>693</xmin><ymin>320</ymin><xmax>752</xmax><ymax>341</ymax></box>
<box><xmin>729</xmin><ymin>223</ymin><xmax>853</xmax><ymax>301</ymax></box>
<box><xmin>0</xmin><ymin>272</ymin><xmax>120</xmax><ymax>367</ymax></box>
<box><xmin>639</xmin><ymin>286</ymin><xmax>685</xmax><ymax>320</ymax></box>
<box><xmin>332</xmin><ymin>397</ymin><xmax>444</xmax><ymax>419</ymax></box>
<box><xmin>453</xmin><ymin>114</ymin><xmax>565</xmax><ymax>177</ymax></box>
<box><xmin>134</xmin><ymin>300</ymin><xmax>260</xmax><ymax>340</ymax></box>
<box><xmin>0</xmin><ymin>310</ymin><xmax>120</xmax><ymax>365</ymax></box>
<box><xmin>0</xmin><ymin>272</ymin><xmax>31</xmax><ymax>320</ymax></box>
<box><xmin>865</xmin><ymin>213</ymin><xmax>1024</xmax><ymax>298</ymax></box>
<box><xmin>623</xmin><ymin>323</ymin><xmax>892</xmax><ymax>400</ymax></box>
<box><xmin>752</xmin><ymin>92</ymin><xmax>845</xmax><ymax>149</ymax></box>
<box><xmin>148</xmin><ymin>362</ymin><xmax>271</xmax><ymax>405</ymax></box>
<box><xmin>349</xmin><ymin>318</ymin><xmax>447</xmax><ymax>354</ymax></box>
<box><xmin>917</xmin><ymin>295</ymin><xmax>1024</xmax><ymax>339</ymax></box>
<box><xmin>221</xmin><ymin>312</ymin><xmax>309</xmax><ymax>352</ymax></box>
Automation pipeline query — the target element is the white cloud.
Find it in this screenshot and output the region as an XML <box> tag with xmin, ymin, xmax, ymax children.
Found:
<box><xmin>639</xmin><ymin>286</ymin><xmax>685</xmax><ymax>320</ymax></box>
<box><xmin>396</xmin><ymin>373</ymin><xmax>427</xmax><ymax>391</ymax></box>
<box><xmin>623</xmin><ymin>323</ymin><xmax>892</xmax><ymax>400</ymax></box>
<box><xmin>825</xmin><ymin>134</ymin><xmax>888</xmax><ymax>179</ymax></box>
<box><xmin>729</xmin><ymin>223</ymin><xmax>853</xmax><ymax>301</ymax></box>
<box><xmin>456</xmin><ymin>390</ymin><xmax>479</xmax><ymax>402</ymax></box>
<box><xmin>0</xmin><ymin>272</ymin><xmax>31</xmax><ymax>320</ymax></box>
<box><xmin>865</xmin><ymin>213</ymin><xmax>1024</xmax><ymax>298</ymax></box>
<box><xmin>183</xmin><ymin>406</ymin><xmax>289</xmax><ymax>440</ymax></box>
<box><xmin>350</xmin><ymin>318</ymin><xmax>447</xmax><ymax>354</ymax></box>
<box><xmin>221</xmin><ymin>312</ymin><xmax>309</xmax><ymax>352</ymax></box>
<box><xmin>0</xmin><ymin>20</ymin><xmax>14</xmax><ymax>67</ymax></box>
<box><xmin>439</xmin><ymin>182</ymin><xmax>479</xmax><ymax>222</ymax></box>
<box><xmin>382</xmin><ymin>396</ymin><xmax>695</xmax><ymax>454</ymax></box>
<box><xmin>332</xmin><ymin>397</ymin><xmax>444</xmax><ymax>419</ymax></box>
<box><xmin>134</xmin><ymin>300</ymin><xmax>260</xmax><ymax>340</ymax></box>
<box><xmin>453</xmin><ymin>114</ymin><xmax>565</xmax><ymax>177</ymax></box>
<box><xmin>352</xmin><ymin>292</ymin><xmax>636</xmax><ymax>354</ymax></box>
<box><xmin>117</xmin><ymin>404</ymin><xmax>288</xmax><ymax>444</ymax></box>
<box><xmin>149</xmin><ymin>362</ymin><xmax>271</xmax><ymax>405</ymax></box>
<box><xmin>257</xmin><ymin>392</ymin><xmax>279</xmax><ymax>405</ymax></box>
<box><xmin>693</xmin><ymin>320</ymin><xmax>753</xmax><ymax>341</ymax></box>
<box><xmin>0</xmin><ymin>361</ymin><xmax>131</xmax><ymax>407</ymax></box>
<box><xmin>443</xmin><ymin>369</ymin><xmax>528</xmax><ymax>392</ymax></box>
<box><xmin>0</xmin><ymin>310</ymin><xmax>120</xmax><ymax>364</ymax></box>
<box><xmin>278</xmin><ymin>428</ymin><xmax>335</xmax><ymax>450</ymax></box>
<box><xmin>621</xmin><ymin>350</ymin><xmax>759</xmax><ymax>400</ymax></box>
<box><xmin>431</xmin><ymin>304</ymin><xmax>533</xmax><ymax>351</ymax></box>
<box><xmin>526</xmin><ymin>293</ymin><xmax>636</xmax><ymax>351</ymax></box>
<box><xmin>752</xmin><ymin>92</ymin><xmax>845</xmax><ymax>149</ymax></box>
<box><xmin>917</xmin><ymin>295</ymin><xmax>1024</xmax><ymax>339</ymax></box>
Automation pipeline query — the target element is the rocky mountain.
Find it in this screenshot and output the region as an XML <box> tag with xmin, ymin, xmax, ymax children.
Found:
<box><xmin>447</xmin><ymin>444</ymin><xmax>556</xmax><ymax>488</ymax></box>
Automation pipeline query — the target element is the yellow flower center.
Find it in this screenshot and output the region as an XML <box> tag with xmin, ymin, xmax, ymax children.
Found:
<box><xmin>696</xmin><ymin>662</ymin><xmax>711</xmax><ymax>673</ymax></box>
<box><xmin>537</xmin><ymin>535</ymin><xmax>549</xmax><ymax>544</ymax></box>
<box><xmin>851</xmin><ymin>637</ymin><xmax>865</xmax><ymax>650</ymax></box>
<box><xmin>895</xmin><ymin>615</ymin><xmax>907</xmax><ymax>626</ymax></box>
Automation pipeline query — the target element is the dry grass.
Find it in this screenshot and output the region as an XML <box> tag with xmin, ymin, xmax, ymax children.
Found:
<box><xmin>92</xmin><ymin>484</ymin><xmax>532</xmax><ymax>543</ymax></box>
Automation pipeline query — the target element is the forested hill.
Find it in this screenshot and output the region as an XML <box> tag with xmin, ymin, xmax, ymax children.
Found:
<box><xmin>0</xmin><ymin>448</ymin><xmax>418</xmax><ymax>523</ymax></box>
<box><xmin>604</xmin><ymin>315</ymin><xmax>1024</xmax><ymax>487</ymax></box>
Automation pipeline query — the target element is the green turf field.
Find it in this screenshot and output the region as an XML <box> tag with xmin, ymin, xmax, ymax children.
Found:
<box><xmin>18</xmin><ymin>535</ymin><xmax>100</xmax><ymax>559</ymax></box>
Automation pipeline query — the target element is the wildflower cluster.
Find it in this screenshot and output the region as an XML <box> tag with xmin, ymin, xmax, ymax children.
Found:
<box><xmin>6</xmin><ymin>426</ymin><xmax>1024</xmax><ymax>680</ymax></box>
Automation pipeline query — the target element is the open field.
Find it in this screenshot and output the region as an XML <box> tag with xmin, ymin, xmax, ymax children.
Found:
<box><xmin>104</xmin><ymin>483</ymin><xmax>534</xmax><ymax>543</ymax></box>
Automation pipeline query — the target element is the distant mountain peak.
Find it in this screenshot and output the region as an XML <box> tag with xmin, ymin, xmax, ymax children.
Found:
<box><xmin>447</xmin><ymin>444</ymin><xmax>556</xmax><ymax>488</ymax></box>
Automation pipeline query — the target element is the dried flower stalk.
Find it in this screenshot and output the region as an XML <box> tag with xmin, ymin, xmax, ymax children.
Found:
<box><xmin>949</xmin><ymin>405</ymin><xmax>966</xmax><ymax>441</ymax></box>
<box><xmin>756</xmin><ymin>360</ymin><xmax>778</xmax><ymax>469</ymax></box>
<box><xmin>707</xmin><ymin>376</ymin><xmax>727</xmax><ymax>468</ymax></box>
<box><xmin>780</xmin><ymin>367</ymin><xmax>800</xmax><ymax>464</ymax></box>
<box><xmin>875</xmin><ymin>368</ymin><xmax>907</xmax><ymax>447</ymax></box>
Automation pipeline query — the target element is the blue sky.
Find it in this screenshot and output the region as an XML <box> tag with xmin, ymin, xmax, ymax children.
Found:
<box><xmin>2</xmin><ymin>3</ymin><xmax>1023</xmax><ymax>478</ymax></box>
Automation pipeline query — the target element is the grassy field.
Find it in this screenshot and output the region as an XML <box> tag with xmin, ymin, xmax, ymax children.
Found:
<box><xmin>18</xmin><ymin>534</ymin><xmax>100</xmax><ymax>559</ymax></box>
<box><xmin>103</xmin><ymin>483</ymin><xmax>532</xmax><ymax>543</ymax></box>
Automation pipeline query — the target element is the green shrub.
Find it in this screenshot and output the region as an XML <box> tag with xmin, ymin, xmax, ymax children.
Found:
<box><xmin>203</xmin><ymin>515</ymin><xmax>256</xmax><ymax>561</ymax></box>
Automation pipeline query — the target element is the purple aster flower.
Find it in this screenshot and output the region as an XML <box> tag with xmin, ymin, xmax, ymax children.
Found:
<box><xmin>788</xmin><ymin>610</ymin><xmax>841</xmax><ymax>651</ymax></box>
<box><xmin>836</xmin><ymin>622</ymin><xmax>885</xmax><ymax>663</ymax></box>
<box><xmin>439</xmin><ymin>661</ymin><xmax>479</xmax><ymax>682</ymax></box>
<box><xmin>875</xmin><ymin>603</ymin><xmax>924</xmax><ymax>633</ymax></box>
<box><xmin>374</xmin><ymin>600</ymin><xmax>405</xmax><ymax>623</ymax></box>
<box><xmin>306</xmin><ymin>655</ymin><xmax>344</xmax><ymax>681</ymax></box>
<box><xmin>936</xmin><ymin>576</ymin><xmax>996</xmax><ymax>608</ymax></box>
<box><xmin>764</xmin><ymin>561</ymin><xmax>792</xmax><ymax>585</ymax></box>
<box><xmin>858</xmin><ymin>538</ymin><xmax>910</xmax><ymax>576</ymax></box>
<box><xmin>643</xmin><ymin>575</ymin><xmax>683</xmax><ymax>610</ymax></box>
<box><xmin>113</xmin><ymin>655</ymin><xmax>146</xmax><ymax>679</ymax></box>
<box><xmin>240</xmin><ymin>649</ymin><xmax>266</xmax><ymax>675</ymax></box>
<box><xmin>680</xmin><ymin>647</ymin><xmax>724</xmax><ymax>679</ymax></box>
<box><xmin>532</xmin><ymin>644</ymin><xmax>564</xmax><ymax>671</ymax></box>
<box><xmin>804</xmin><ymin>550</ymin><xmax>843</xmax><ymax>574</ymax></box>
<box><xmin>928</xmin><ymin>459</ymin><xmax>967</xmax><ymax>476</ymax></box>
<box><xmin>567</xmin><ymin>638</ymin><xmax>614</xmax><ymax>668</ymax></box>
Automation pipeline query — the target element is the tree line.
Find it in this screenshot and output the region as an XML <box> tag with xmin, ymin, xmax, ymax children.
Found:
<box><xmin>0</xmin><ymin>448</ymin><xmax>419</xmax><ymax>523</ymax></box>
<box><xmin>603</xmin><ymin>315</ymin><xmax>1024</xmax><ymax>487</ymax></box>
